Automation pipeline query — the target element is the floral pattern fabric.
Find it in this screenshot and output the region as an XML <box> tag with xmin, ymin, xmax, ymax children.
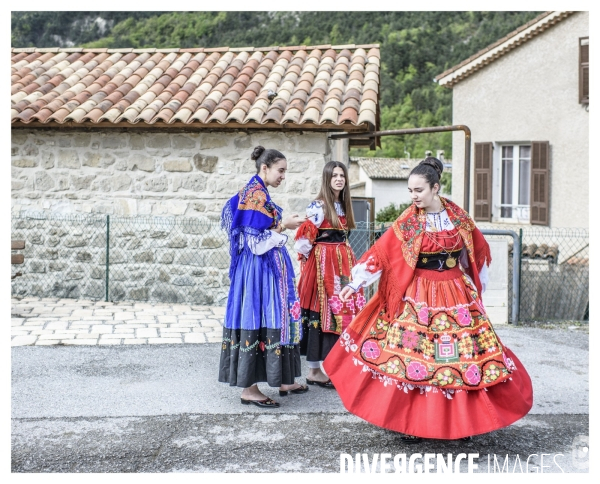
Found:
<box><xmin>353</xmin><ymin>262</ymin><xmax>514</xmax><ymax>391</ymax></box>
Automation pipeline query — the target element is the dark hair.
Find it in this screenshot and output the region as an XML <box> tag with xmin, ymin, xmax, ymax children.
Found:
<box><xmin>408</xmin><ymin>156</ymin><xmax>444</xmax><ymax>190</ymax></box>
<box><xmin>251</xmin><ymin>145</ymin><xmax>286</xmax><ymax>173</ymax></box>
<box><xmin>316</xmin><ymin>161</ymin><xmax>356</xmax><ymax>230</ymax></box>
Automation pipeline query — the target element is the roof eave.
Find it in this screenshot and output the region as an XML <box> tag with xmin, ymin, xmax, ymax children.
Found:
<box><xmin>435</xmin><ymin>11</ymin><xmax>573</xmax><ymax>88</ymax></box>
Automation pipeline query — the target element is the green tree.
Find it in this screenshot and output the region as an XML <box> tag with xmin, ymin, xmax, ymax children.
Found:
<box><xmin>375</xmin><ymin>202</ymin><xmax>412</xmax><ymax>223</ymax></box>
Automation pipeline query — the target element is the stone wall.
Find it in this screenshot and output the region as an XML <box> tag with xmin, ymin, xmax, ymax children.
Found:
<box><xmin>11</xmin><ymin>128</ymin><xmax>332</xmax><ymax>304</ymax></box>
<box><xmin>11</xmin><ymin>129</ymin><xmax>332</xmax><ymax>218</ymax></box>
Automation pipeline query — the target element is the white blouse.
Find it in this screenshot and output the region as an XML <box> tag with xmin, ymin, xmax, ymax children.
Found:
<box><xmin>293</xmin><ymin>200</ymin><xmax>345</xmax><ymax>257</ymax></box>
<box><xmin>347</xmin><ymin>209</ymin><xmax>489</xmax><ymax>293</ymax></box>
<box><xmin>245</xmin><ymin>230</ymin><xmax>288</xmax><ymax>256</ymax></box>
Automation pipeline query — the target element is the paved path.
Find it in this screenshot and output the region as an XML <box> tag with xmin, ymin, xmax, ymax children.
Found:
<box><xmin>11</xmin><ymin>297</ymin><xmax>224</xmax><ymax>346</ymax></box>
<box><xmin>12</xmin><ymin>325</ymin><xmax>589</xmax><ymax>472</ymax></box>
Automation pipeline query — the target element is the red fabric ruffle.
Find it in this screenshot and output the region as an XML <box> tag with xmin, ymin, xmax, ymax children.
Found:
<box><xmin>324</xmin><ymin>334</ymin><xmax>533</xmax><ymax>439</ymax></box>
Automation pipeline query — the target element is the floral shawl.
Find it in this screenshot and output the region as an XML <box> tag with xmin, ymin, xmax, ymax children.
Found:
<box><xmin>360</xmin><ymin>197</ymin><xmax>492</xmax><ymax>318</ymax></box>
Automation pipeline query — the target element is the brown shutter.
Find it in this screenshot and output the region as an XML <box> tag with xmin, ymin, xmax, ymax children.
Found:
<box><xmin>474</xmin><ymin>142</ymin><xmax>493</xmax><ymax>221</ymax></box>
<box><xmin>580</xmin><ymin>37</ymin><xmax>589</xmax><ymax>104</ymax></box>
<box><xmin>530</xmin><ymin>141</ymin><xmax>550</xmax><ymax>226</ymax></box>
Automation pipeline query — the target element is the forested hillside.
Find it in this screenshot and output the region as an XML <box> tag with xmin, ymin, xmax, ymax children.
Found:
<box><xmin>11</xmin><ymin>11</ymin><xmax>541</xmax><ymax>158</ymax></box>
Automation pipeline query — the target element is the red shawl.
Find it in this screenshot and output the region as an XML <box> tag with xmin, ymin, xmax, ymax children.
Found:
<box><xmin>360</xmin><ymin>197</ymin><xmax>491</xmax><ymax>319</ymax></box>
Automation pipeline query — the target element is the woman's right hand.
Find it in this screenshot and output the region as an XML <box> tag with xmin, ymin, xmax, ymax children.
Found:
<box><xmin>283</xmin><ymin>214</ymin><xmax>306</xmax><ymax>230</ymax></box>
<box><xmin>339</xmin><ymin>285</ymin><xmax>356</xmax><ymax>302</ymax></box>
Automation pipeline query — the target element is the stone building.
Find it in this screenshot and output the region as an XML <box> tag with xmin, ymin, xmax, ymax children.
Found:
<box><xmin>11</xmin><ymin>44</ymin><xmax>381</xmax><ymax>303</ymax></box>
<box><xmin>12</xmin><ymin>45</ymin><xmax>381</xmax><ymax>218</ymax></box>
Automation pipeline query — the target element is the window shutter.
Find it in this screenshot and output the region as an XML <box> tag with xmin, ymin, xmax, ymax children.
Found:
<box><xmin>580</xmin><ymin>37</ymin><xmax>589</xmax><ymax>104</ymax></box>
<box><xmin>474</xmin><ymin>142</ymin><xmax>493</xmax><ymax>221</ymax></box>
<box><xmin>530</xmin><ymin>141</ymin><xmax>550</xmax><ymax>226</ymax></box>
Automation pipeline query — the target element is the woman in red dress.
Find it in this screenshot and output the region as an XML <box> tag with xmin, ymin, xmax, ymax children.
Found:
<box><xmin>294</xmin><ymin>161</ymin><xmax>366</xmax><ymax>388</ymax></box>
<box><xmin>324</xmin><ymin>157</ymin><xmax>533</xmax><ymax>442</ymax></box>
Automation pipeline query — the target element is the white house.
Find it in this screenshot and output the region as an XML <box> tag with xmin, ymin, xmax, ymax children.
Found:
<box><xmin>349</xmin><ymin>155</ymin><xmax>452</xmax><ymax>215</ymax></box>
<box><xmin>435</xmin><ymin>11</ymin><xmax>589</xmax><ymax>228</ymax></box>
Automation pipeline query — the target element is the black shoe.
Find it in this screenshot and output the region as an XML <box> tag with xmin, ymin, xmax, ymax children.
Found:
<box><xmin>306</xmin><ymin>378</ymin><xmax>335</xmax><ymax>389</ymax></box>
<box><xmin>461</xmin><ymin>436</ymin><xmax>472</xmax><ymax>441</ymax></box>
<box><xmin>400</xmin><ymin>435</ymin><xmax>423</xmax><ymax>444</ymax></box>
<box><xmin>279</xmin><ymin>384</ymin><xmax>309</xmax><ymax>396</ymax></box>
<box><xmin>240</xmin><ymin>397</ymin><xmax>280</xmax><ymax>408</ymax></box>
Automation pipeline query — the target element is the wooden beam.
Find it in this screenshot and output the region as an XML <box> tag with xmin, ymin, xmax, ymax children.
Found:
<box><xmin>11</xmin><ymin>240</ymin><xmax>25</xmax><ymax>250</ymax></box>
<box><xmin>12</xmin><ymin>254</ymin><xmax>24</xmax><ymax>264</ymax></box>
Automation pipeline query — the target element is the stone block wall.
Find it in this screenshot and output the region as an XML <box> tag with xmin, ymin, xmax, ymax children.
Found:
<box><xmin>11</xmin><ymin>129</ymin><xmax>331</xmax><ymax>218</ymax></box>
<box><xmin>11</xmin><ymin>129</ymin><xmax>330</xmax><ymax>304</ymax></box>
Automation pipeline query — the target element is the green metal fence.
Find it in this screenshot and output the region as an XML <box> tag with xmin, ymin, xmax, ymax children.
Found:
<box><xmin>11</xmin><ymin>212</ymin><xmax>588</xmax><ymax>322</ymax></box>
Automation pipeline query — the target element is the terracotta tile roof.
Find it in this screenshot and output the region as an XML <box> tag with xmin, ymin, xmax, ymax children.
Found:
<box><xmin>514</xmin><ymin>243</ymin><xmax>559</xmax><ymax>262</ymax></box>
<box><xmin>353</xmin><ymin>157</ymin><xmax>452</xmax><ymax>180</ymax></box>
<box><xmin>435</xmin><ymin>11</ymin><xmax>574</xmax><ymax>87</ymax></box>
<box><xmin>11</xmin><ymin>44</ymin><xmax>380</xmax><ymax>130</ymax></box>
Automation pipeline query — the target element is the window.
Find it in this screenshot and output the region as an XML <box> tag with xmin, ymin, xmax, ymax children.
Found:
<box><xmin>474</xmin><ymin>141</ymin><xmax>549</xmax><ymax>225</ymax></box>
<box><xmin>580</xmin><ymin>37</ymin><xmax>589</xmax><ymax>104</ymax></box>
<box><xmin>499</xmin><ymin>145</ymin><xmax>531</xmax><ymax>221</ymax></box>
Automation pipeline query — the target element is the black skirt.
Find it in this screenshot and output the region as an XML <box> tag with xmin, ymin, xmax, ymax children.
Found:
<box><xmin>218</xmin><ymin>327</ymin><xmax>302</xmax><ymax>388</ymax></box>
<box><xmin>299</xmin><ymin>309</ymin><xmax>340</xmax><ymax>362</ymax></box>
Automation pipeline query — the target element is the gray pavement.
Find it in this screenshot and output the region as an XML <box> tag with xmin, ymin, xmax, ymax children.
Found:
<box><xmin>12</xmin><ymin>325</ymin><xmax>590</xmax><ymax>473</ymax></box>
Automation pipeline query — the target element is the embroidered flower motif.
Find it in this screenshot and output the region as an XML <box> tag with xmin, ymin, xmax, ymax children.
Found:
<box><xmin>362</xmin><ymin>341</ymin><xmax>381</xmax><ymax>360</ymax></box>
<box><xmin>434</xmin><ymin>314</ymin><xmax>451</xmax><ymax>331</ymax></box>
<box><xmin>339</xmin><ymin>331</ymin><xmax>358</xmax><ymax>352</ymax></box>
<box><xmin>485</xmin><ymin>364</ymin><xmax>500</xmax><ymax>381</ymax></box>
<box><xmin>376</xmin><ymin>319</ymin><xmax>389</xmax><ymax>331</ymax></box>
<box><xmin>472</xmin><ymin>338</ymin><xmax>480</xmax><ymax>355</ymax></box>
<box><xmin>419</xmin><ymin>338</ymin><xmax>435</xmax><ymax>357</ymax></box>
<box><xmin>402</xmin><ymin>330</ymin><xmax>419</xmax><ymax>349</ymax></box>
<box><xmin>345</xmin><ymin>298</ymin><xmax>355</xmax><ymax>313</ymax></box>
<box><xmin>386</xmin><ymin>358</ymin><xmax>401</xmax><ymax>374</ymax></box>
<box><xmin>456</xmin><ymin>307</ymin><xmax>472</xmax><ymax>327</ymax></box>
<box><xmin>328</xmin><ymin>296</ymin><xmax>343</xmax><ymax>314</ymax></box>
<box><xmin>417</xmin><ymin>306</ymin><xmax>429</xmax><ymax>324</ymax></box>
<box><xmin>464</xmin><ymin>364</ymin><xmax>481</xmax><ymax>385</ymax></box>
<box><xmin>503</xmin><ymin>352</ymin><xmax>517</xmax><ymax>371</ymax></box>
<box><xmin>290</xmin><ymin>301</ymin><xmax>301</xmax><ymax>320</ymax></box>
<box><xmin>406</xmin><ymin>361</ymin><xmax>428</xmax><ymax>380</ymax></box>
<box><xmin>436</xmin><ymin>369</ymin><xmax>454</xmax><ymax>386</ymax></box>
<box><xmin>458</xmin><ymin>336</ymin><xmax>474</xmax><ymax>356</ymax></box>
<box><xmin>355</xmin><ymin>292</ymin><xmax>366</xmax><ymax>310</ymax></box>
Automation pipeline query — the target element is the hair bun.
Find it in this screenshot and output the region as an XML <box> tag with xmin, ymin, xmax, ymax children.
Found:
<box><xmin>421</xmin><ymin>156</ymin><xmax>444</xmax><ymax>177</ymax></box>
<box><xmin>251</xmin><ymin>146</ymin><xmax>265</xmax><ymax>161</ymax></box>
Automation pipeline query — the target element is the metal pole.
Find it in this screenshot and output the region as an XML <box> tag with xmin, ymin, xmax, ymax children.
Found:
<box><xmin>463</xmin><ymin>126</ymin><xmax>472</xmax><ymax>213</ymax></box>
<box><xmin>480</xmin><ymin>229</ymin><xmax>520</xmax><ymax>325</ymax></box>
<box><xmin>518</xmin><ymin>228</ymin><xmax>523</xmax><ymax>322</ymax></box>
<box><xmin>329</xmin><ymin>124</ymin><xmax>473</xmax><ymax>213</ymax></box>
<box><xmin>105</xmin><ymin>215</ymin><xmax>110</xmax><ymax>302</ymax></box>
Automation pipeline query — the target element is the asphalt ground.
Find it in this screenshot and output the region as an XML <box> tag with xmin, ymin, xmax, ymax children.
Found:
<box><xmin>11</xmin><ymin>325</ymin><xmax>590</xmax><ymax>473</ymax></box>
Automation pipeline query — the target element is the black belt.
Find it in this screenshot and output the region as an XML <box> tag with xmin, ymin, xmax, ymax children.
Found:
<box><xmin>315</xmin><ymin>229</ymin><xmax>348</xmax><ymax>244</ymax></box>
<box><xmin>416</xmin><ymin>250</ymin><xmax>463</xmax><ymax>270</ymax></box>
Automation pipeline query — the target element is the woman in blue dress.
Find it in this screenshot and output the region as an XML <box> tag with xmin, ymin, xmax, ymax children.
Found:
<box><xmin>219</xmin><ymin>146</ymin><xmax>308</xmax><ymax>407</ymax></box>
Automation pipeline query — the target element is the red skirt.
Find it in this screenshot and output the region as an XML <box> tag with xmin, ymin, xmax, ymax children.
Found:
<box><xmin>323</xmin><ymin>266</ymin><xmax>533</xmax><ymax>439</ymax></box>
<box><xmin>297</xmin><ymin>242</ymin><xmax>365</xmax><ymax>334</ymax></box>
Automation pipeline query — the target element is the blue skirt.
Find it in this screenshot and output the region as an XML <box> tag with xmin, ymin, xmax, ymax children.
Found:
<box><xmin>219</xmin><ymin>246</ymin><xmax>302</xmax><ymax>388</ymax></box>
